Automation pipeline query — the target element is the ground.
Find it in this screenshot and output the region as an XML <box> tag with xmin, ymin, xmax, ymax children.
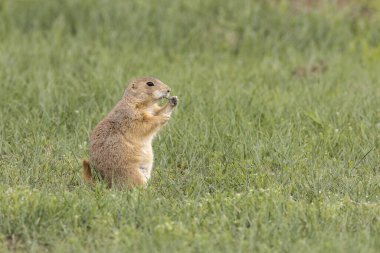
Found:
<box><xmin>0</xmin><ymin>0</ymin><xmax>379</xmax><ymax>252</ymax></box>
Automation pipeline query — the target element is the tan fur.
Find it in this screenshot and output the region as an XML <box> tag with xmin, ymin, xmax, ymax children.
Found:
<box><xmin>83</xmin><ymin>77</ymin><xmax>178</xmax><ymax>188</ymax></box>
<box><xmin>82</xmin><ymin>159</ymin><xmax>94</xmax><ymax>185</ymax></box>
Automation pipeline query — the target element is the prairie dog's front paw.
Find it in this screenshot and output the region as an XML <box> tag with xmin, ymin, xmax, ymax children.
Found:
<box><xmin>169</xmin><ymin>96</ymin><xmax>178</xmax><ymax>106</ymax></box>
<box><xmin>159</xmin><ymin>114</ymin><xmax>171</xmax><ymax>124</ymax></box>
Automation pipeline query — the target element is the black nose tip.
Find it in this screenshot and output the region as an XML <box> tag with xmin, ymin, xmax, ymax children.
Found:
<box><xmin>167</xmin><ymin>90</ymin><xmax>171</xmax><ymax>93</ymax></box>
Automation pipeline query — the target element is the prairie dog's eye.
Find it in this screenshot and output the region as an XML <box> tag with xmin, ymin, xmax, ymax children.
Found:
<box><xmin>146</xmin><ymin>82</ymin><xmax>154</xmax><ymax>86</ymax></box>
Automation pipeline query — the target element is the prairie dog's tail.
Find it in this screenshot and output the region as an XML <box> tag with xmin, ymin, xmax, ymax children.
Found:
<box><xmin>83</xmin><ymin>159</ymin><xmax>94</xmax><ymax>184</ymax></box>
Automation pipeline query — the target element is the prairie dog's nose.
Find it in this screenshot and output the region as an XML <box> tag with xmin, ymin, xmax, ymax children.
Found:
<box><xmin>167</xmin><ymin>89</ymin><xmax>171</xmax><ymax>93</ymax></box>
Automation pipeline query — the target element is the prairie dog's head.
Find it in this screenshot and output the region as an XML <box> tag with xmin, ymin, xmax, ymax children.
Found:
<box><xmin>124</xmin><ymin>77</ymin><xmax>171</xmax><ymax>103</ymax></box>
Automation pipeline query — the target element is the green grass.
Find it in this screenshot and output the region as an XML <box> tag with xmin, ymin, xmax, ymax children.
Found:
<box><xmin>0</xmin><ymin>0</ymin><xmax>379</xmax><ymax>252</ymax></box>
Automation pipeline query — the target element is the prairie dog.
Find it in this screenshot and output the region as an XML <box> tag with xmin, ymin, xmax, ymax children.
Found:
<box><xmin>83</xmin><ymin>77</ymin><xmax>178</xmax><ymax>188</ymax></box>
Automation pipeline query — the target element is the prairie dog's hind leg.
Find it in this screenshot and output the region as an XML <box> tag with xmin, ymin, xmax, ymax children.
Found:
<box><xmin>139</xmin><ymin>163</ymin><xmax>153</xmax><ymax>183</ymax></box>
<box><xmin>107</xmin><ymin>165</ymin><xmax>146</xmax><ymax>189</ymax></box>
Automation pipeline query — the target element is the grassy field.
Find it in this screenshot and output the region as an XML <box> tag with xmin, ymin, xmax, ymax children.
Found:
<box><xmin>0</xmin><ymin>0</ymin><xmax>379</xmax><ymax>252</ymax></box>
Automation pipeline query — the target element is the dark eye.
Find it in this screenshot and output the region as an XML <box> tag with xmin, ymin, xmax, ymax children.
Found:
<box><xmin>146</xmin><ymin>82</ymin><xmax>154</xmax><ymax>86</ymax></box>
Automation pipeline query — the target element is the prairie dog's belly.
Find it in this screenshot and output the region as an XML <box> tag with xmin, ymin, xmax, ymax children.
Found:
<box><xmin>139</xmin><ymin>137</ymin><xmax>154</xmax><ymax>181</ymax></box>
